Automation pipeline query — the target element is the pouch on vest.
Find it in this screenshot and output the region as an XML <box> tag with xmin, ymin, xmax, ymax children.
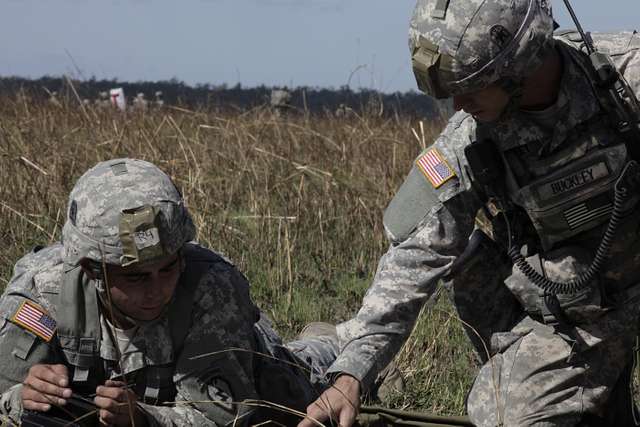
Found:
<box><xmin>509</xmin><ymin>143</ymin><xmax>635</xmax><ymax>251</ymax></box>
<box><xmin>142</xmin><ymin>364</ymin><xmax>176</xmax><ymax>405</ymax></box>
<box><xmin>175</xmin><ymin>350</ymin><xmax>257</xmax><ymax>426</ymax></box>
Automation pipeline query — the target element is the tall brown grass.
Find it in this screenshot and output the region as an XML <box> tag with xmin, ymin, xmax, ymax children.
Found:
<box><xmin>0</xmin><ymin>94</ymin><xmax>475</xmax><ymax>415</ymax></box>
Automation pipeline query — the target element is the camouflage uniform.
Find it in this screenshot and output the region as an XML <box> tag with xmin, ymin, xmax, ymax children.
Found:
<box><xmin>326</xmin><ymin>1</ymin><xmax>640</xmax><ymax>425</ymax></box>
<box><xmin>0</xmin><ymin>159</ymin><xmax>338</xmax><ymax>426</ymax></box>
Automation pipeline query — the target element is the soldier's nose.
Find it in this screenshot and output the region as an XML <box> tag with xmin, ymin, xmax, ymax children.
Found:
<box><xmin>143</xmin><ymin>274</ymin><xmax>161</xmax><ymax>297</ymax></box>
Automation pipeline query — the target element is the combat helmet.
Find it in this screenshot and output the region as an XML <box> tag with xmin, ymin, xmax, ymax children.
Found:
<box><xmin>62</xmin><ymin>158</ymin><xmax>195</xmax><ymax>268</ymax></box>
<box><xmin>409</xmin><ymin>0</ymin><xmax>555</xmax><ymax>99</ymax></box>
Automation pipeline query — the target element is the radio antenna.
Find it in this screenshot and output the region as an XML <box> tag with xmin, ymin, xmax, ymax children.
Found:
<box><xmin>561</xmin><ymin>0</ymin><xmax>595</xmax><ymax>54</ymax></box>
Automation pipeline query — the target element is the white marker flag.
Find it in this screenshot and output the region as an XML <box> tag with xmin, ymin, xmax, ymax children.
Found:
<box><xmin>109</xmin><ymin>88</ymin><xmax>126</xmax><ymax>111</ymax></box>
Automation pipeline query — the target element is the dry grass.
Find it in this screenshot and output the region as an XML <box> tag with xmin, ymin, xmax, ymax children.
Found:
<box><xmin>0</xmin><ymin>94</ymin><xmax>475</xmax><ymax>416</ymax></box>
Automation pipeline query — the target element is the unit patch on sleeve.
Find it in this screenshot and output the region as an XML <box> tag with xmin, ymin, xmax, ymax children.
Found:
<box><xmin>11</xmin><ymin>300</ymin><xmax>57</xmax><ymax>342</ymax></box>
<box><xmin>416</xmin><ymin>148</ymin><xmax>457</xmax><ymax>188</ymax></box>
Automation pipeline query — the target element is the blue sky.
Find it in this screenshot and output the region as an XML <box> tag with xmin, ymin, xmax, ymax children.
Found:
<box><xmin>1</xmin><ymin>0</ymin><xmax>638</xmax><ymax>93</ymax></box>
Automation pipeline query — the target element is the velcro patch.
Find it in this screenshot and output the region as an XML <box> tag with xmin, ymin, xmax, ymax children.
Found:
<box><xmin>11</xmin><ymin>301</ymin><xmax>56</xmax><ymax>342</ymax></box>
<box><xmin>416</xmin><ymin>148</ymin><xmax>456</xmax><ymax>188</ymax></box>
<box><xmin>133</xmin><ymin>227</ymin><xmax>160</xmax><ymax>250</ymax></box>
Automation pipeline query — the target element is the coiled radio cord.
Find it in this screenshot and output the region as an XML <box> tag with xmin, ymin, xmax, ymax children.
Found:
<box><xmin>506</xmin><ymin>160</ymin><xmax>640</xmax><ymax>295</ymax></box>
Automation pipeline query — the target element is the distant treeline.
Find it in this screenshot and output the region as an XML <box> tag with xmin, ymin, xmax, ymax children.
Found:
<box><xmin>0</xmin><ymin>75</ymin><xmax>450</xmax><ymax>119</ymax></box>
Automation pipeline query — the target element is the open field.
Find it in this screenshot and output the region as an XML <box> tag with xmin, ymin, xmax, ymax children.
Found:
<box><xmin>0</xmin><ymin>95</ymin><xmax>476</xmax><ymax>416</ymax></box>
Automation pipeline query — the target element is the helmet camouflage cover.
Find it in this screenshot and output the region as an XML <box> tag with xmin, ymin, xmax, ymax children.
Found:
<box><xmin>62</xmin><ymin>158</ymin><xmax>196</xmax><ymax>267</ymax></box>
<box><xmin>409</xmin><ymin>0</ymin><xmax>555</xmax><ymax>98</ymax></box>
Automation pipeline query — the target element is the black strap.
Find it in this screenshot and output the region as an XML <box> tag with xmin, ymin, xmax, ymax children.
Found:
<box><xmin>167</xmin><ymin>268</ymin><xmax>199</xmax><ymax>356</ymax></box>
<box><xmin>541</xmin><ymin>294</ymin><xmax>588</xmax><ymax>363</ymax></box>
<box><xmin>168</xmin><ymin>245</ymin><xmax>215</xmax><ymax>355</ymax></box>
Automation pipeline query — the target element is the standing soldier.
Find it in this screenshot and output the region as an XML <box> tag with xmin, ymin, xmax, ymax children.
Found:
<box><xmin>270</xmin><ymin>89</ymin><xmax>292</xmax><ymax>116</ymax></box>
<box><xmin>154</xmin><ymin>91</ymin><xmax>165</xmax><ymax>108</ymax></box>
<box><xmin>0</xmin><ymin>158</ymin><xmax>340</xmax><ymax>426</ymax></box>
<box><xmin>48</xmin><ymin>91</ymin><xmax>61</xmax><ymax>107</ymax></box>
<box><xmin>95</xmin><ymin>91</ymin><xmax>110</xmax><ymax>109</ymax></box>
<box><xmin>300</xmin><ymin>1</ymin><xmax>640</xmax><ymax>426</ymax></box>
<box><xmin>133</xmin><ymin>93</ymin><xmax>148</xmax><ymax>111</ymax></box>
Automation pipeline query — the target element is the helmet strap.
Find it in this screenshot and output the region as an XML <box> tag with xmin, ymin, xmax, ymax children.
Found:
<box><xmin>497</xmin><ymin>78</ymin><xmax>525</xmax><ymax>118</ymax></box>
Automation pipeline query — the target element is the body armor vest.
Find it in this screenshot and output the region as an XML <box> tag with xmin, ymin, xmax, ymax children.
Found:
<box><xmin>474</xmin><ymin>38</ymin><xmax>640</xmax><ymax>256</ymax></box>
<box><xmin>55</xmin><ymin>244</ymin><xmax>255</xmax><ymax>406</ymax></box>
<box><xmin>505</xmin><ymin>131</ymin><xmax>638</xmax><ymax>252</ymax></box>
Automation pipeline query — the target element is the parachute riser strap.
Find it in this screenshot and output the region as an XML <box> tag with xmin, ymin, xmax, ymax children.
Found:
<box><xmin>508</xmin><ymin>160</ymin><xmax>640</xmax><ymax>295</ymax></box>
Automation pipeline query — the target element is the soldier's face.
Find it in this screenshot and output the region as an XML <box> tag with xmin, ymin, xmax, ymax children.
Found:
<box><xmin>453</xmin><ymin>84</ymin><xmax>510</xmax><ymax>123</ymax></box>
<box><xmin>104</xmin><ymin>253</ymin><xmax>182</xmax><ymax>321</ymax></box>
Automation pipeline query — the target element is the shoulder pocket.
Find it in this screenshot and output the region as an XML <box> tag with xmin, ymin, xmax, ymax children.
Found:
<box><xmin>1</xmin><ymin>300</ymin><xmax>55</xmax><ymax>361</ymax></box>
<box><xmin>1</xmin><ymin>317</ymin><xmax>40</xmax><ymax>360</ymax></box>
<box><xmin>384</xmin><ymin>159</ymin><xmax>460</xmax><ymax>244</ymax></box>
<box><xmin>384</xmin><ymin>165</ymin><xmax>440</xmax><ymax>243</ymax></box>
<box><xmin>12</xmin><ymin>328</ymin><xmax>38</xmax><ymax>360</ymax></box>
<box><xmin>0</xmin><ymin>319</ymin><xmax>51</xmax><ymax>386</ymax></box>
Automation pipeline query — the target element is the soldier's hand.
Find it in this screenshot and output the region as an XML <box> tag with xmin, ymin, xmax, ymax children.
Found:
<box><xmin>94</xmin><ymin>380</ymin><xmax>146</xmax><ymax>426</ymax></box>
<box><xmin>298</xmin><ymin>374</ymin><xmax>361</xmax><ymax>427</ymax></box>
<box><xmin>21</xmin><ymin>364</ymin><xmax>72</xmax><ymax>411</ymax></box>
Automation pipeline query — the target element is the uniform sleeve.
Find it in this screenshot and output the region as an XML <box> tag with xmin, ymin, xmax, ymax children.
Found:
<box><xmin>606</xmin><ymin>31</ymin><xmax>640</xmax><ymax>100</ymax></box>
<box><xmin>623</xmin><ymin>46</ymin><xmax>640</xmax><ymax>99</ymax></box>
<box><xmin>0</xmin><ymin>254</ymin><xmax>61</xmax><ymax>421</ymax></box>
<box><xmin>326</xmin><ymin>112</ymin><xmax>479</xmax><ymax>390</ymax></box>
<box><xmin>616</xmin><ymin>35</ymin><xmax>640</xmax><ymax>99</ymax></box>
<box><xmin>326</xmin><ymin>200</ymin><xmax>467</xmax><ymax>389</ymax></box>
<box><xmin>0</xmin><ymin>384</ymin><xmax>24</xmax><ymax>425</ymax></box>
<box><xmin>138</xmin><ymin>400</ymin><xmax>219</xmax><ymax>427</ymax></box>
<box><xmin>618</xmin><ymin>42</ymin><xmax>640</xmax><ymax>99</ymax></box>
<box><xmin>137</xmin><ymin>263</ymin><xmax>261</xmax><ymax>427</ymax></box>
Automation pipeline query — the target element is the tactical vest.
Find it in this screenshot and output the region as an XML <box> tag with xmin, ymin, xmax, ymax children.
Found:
<box><xmin>53</xmin><ymin>243</ymin><xmax>319</xmax><ymax>425</ymax></box>
<box><xmin>490</xmin><ymin>38</ymin><xmax>640</xmax><ymax>253</ymax></box>
<box><xmin>384</xmin><ymin>32</ymin><xmax>640</xmax><ymax>314</ymax></box>
<box><xmin>491</xmin><ymin>121</ymin><xmax>638</xmax><ymax>252</ymax></box>
<box><xmin>55</xmin><ymin>244</ymin><xmax>259</xmax><ymax>411</ymax></box>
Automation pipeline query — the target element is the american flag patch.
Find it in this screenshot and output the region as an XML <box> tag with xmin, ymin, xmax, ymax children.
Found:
<box><xmin>11</xmin><ymin>301</ymin><xmax>56</xmax><ymax>342</ymax></box>
<box><xmin>416</xmin><ymin>148</ymin><xmax>456</xmax><ymax>188</ymax></box>
<box><xmin>563</xmin><ymin>201</ymin><xmax>613</xmax><ymax>230</ymax></box>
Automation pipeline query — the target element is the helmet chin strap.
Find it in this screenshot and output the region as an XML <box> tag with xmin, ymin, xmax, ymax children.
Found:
<box><xmin>496</xmin><ymin>43</ymin><xmax>559</xmax><ymax>120</ymax></box>
<box><xmin>497</xmin><ymin>78</ymin><xmax>525</xmax><ymax>119</ymax></box>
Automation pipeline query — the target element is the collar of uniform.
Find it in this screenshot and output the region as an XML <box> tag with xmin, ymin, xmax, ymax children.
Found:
<box><xmin>100</xmin><ymin>313</ymin><xmax>174</xmax><ymax>376</ymax></box>
<box><xmin>481</xmin><ymin>42</ymin><xmax>601</xmax><ymax>154</ymax></box>
<box><xmin>544</xmin><ymin>41</ymin><xmax>602</xmax><ymax>153</ymax></box>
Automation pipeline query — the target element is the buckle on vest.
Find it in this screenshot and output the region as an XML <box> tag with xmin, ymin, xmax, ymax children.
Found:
<box><xmin>73</xmin><ymin>367</ymin><xmax>90</xmax><ymax>382</ymax></box>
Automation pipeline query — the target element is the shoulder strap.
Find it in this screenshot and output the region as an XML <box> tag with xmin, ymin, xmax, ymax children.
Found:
<box><xmin>559</xmin><ymin>36</ymin><xmax>640</xmax><ymax>161</ymax></box>
<box><xmin>57</xmin><ymin>266</ymin><xmax>102</xmax><ymax>386</ymax></box>
<box><xmin>167</xmin><ymin>272</ymin><xmax>199</xmax><ymax>355</ymax></box>
<box><xmin>168</xmin><ymin>244</ymin><xmax>219</xmax><ymax>354</ymax></box>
